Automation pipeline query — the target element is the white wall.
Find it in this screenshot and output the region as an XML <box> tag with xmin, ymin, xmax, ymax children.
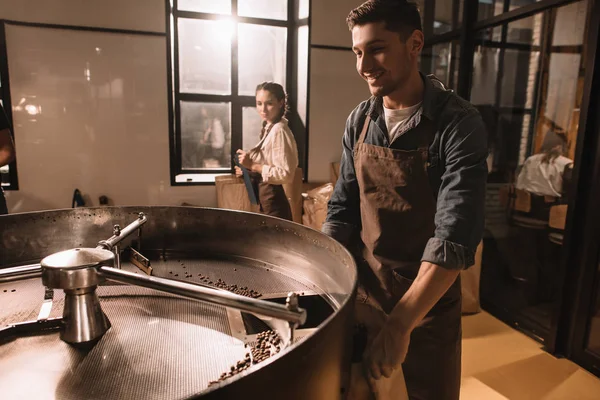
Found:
<box><xmin>0</xmin><ymin>0</ymin><xmax>165</xmax><ymax>33</ymax></box>
<box><xmin>307</xmin><ymin>0</ymin><xmax>369</xmax><ymax>182</ymax></box>
<box><xmin>3</xmin><ymin>0</ymin><xmax>371</xmax><ymax>212</ymax></box>
<box><xmin>3</xmin><ymin>1</ymin><xmax>215</xmax><ymax>212</ymax></box>
<box><xmin>307</xmin><ymin>49</ymin><xmax>368</xmax><ymax>182</ymax></box>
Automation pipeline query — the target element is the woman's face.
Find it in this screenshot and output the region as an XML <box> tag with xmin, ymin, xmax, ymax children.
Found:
<box><xmin>256</xmin><ymin>89</ymin><xmax>283</xmax><ymax>124</ymax></box>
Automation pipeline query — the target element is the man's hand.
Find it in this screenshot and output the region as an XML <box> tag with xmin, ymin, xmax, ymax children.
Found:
<box><xmin>363</xmin><ymin>318</ymin><xmax>411</xmax><ymax>380</ymax></box>
<box><xmin>236</xmin><ymin>149</ymin><xmax>252</xmax><ymax>169</ymax></box>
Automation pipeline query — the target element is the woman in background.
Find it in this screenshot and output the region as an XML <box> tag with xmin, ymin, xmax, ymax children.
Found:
<box><xmin>236</xmin><ymin>82</ymin><xmax>298</xmax><ymax>220</ymax></box>
<box><xmin>516</xmin><ymin>130</ymin><xmax>573</xmax><ymax>199</ymax></box>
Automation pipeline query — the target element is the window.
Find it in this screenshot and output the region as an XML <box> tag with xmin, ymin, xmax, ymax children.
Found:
<box><xmin>168</xmin><ymin>0</ymin><xmax>309</xmax><ymax>184</ymax></box>
<box><xmin>0</xmin><ymin>22</ymin><xmax>18</xmax><ymax>190</ymax></box>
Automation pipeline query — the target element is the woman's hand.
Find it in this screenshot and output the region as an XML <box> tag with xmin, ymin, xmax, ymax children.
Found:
<box><xmin>234</xmin><ymin>166</ymin><xmax>243</xmax><ymax>177</ymax></box>
<box><xmin>236</xmin><ymin>149</ymin><xmax>253</xmax><ymax>169</ymax></box>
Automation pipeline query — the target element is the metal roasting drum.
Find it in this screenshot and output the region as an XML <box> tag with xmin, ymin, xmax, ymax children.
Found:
<box><xmin>0</xmin><ymin>206</ymin><xmax>357</xmax><ymax>400</ymax></box>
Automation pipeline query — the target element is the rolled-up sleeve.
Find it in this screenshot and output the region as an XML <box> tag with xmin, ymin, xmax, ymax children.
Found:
<box><xmin>261</xmin><ymin>127</ymin><xmax>297</xmax><ymax>185</ymax></box>
<box><xmin>322</xmin><ymin>116</ymin><xmax>362</xmax><ymax>247</ymax></box>
<box><xmin>421</xmin><ymin>113</ymin><xmax>488</xmax><ymax>270</ymax></box>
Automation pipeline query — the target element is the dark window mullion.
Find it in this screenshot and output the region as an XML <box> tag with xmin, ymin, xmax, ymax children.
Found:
<box><xmin>166</xmin><ymin>0</ymin><xmax>177</xmax><ymax>184</ymax></box>
<box><xmin>231</xmin><ymin>0</ymin><xmax>242</xmax><ymax>161</ymax></box>
<box><xmin>286</xmin><ymin>0</ymin><xmax>295</xmax><ymax>107</ymax></box>
<box><xmin>179</xmin><ymin>93</ymin><xmax>233</xmax><ymax>102</ymax></box>
<box><xmin>494</xmin><ymin>0</ymin><xmax>510</xmax><ymax>110</ymax></box>
<box><xmin>0</xmin><ymin>21</ymin><xmax>18</xmax><ymax>190</ymax></box>
<box><xmin>175</xmin><ymin>10</ymin><xmax>288</xmax><ymax>27</ymax></box>
<box><xmin>173</xmin><ymin>0</ymin><xmax>184</xmax><ymax>176</ymax></box>
<box><xmin>426</xmin><ymin>29</ymin><xmax>462</xmax><ymax>45</ymax></box>
<box><xmin>482</xmin><ymin>40</ymin><xmax>540</xmax><ymax>51</ymax></box>
<box><xmin>529</xmin><ymin>9</ymin><xmax>556</xmax><ymax>158</ymax></box>
<box><xmin>239</xmin><ymin>96</ymin><xmax>257</xmax><ymax>107</ymax></box>
<box><xmin>474</xmin><ymin>0</ymin><xmax>576</xmax><ymax>31</ymax></box>
<box><xmin>452</xmin><ymin>0</ymin><xmax>460</xmax><ymax>30</ymax></box>
<box><xmin>421</xmin><ymin>0</ymin><xmax>435</xmax><ymax>74</ymax></box>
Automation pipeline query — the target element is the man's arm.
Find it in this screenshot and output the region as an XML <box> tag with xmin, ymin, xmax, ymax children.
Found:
<box><xmin>321</xmin><ymin>116</ymin><xmax>362</xmax><ymax>247</ymax></box>
<box><xmin>365</xmin><ymin>113</ymin><xmax>488</xmax><ymax>379</ymax></box>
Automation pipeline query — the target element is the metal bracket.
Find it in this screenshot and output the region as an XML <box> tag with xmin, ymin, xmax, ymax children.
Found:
<box><xmin>129</xmin><ymin>248</ymin><xmax>152</xmax><ymax>275</ymax></box>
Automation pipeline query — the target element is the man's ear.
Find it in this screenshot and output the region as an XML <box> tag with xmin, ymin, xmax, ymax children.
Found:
<box><xmin>409</xmin><ymin>30</ymin><xmax>425</xmax><ymax>55</ymax></box>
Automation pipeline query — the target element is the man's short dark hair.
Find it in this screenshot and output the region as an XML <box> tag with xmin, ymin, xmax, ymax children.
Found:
<box><xmin>347</xmin><ymin>0</ymin><xmax>422</xmax><ymax>40</ymax></box>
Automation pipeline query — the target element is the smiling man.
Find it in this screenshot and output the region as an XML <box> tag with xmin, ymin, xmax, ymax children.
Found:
<box><xmin>322</xmin><ymin>1</ymin><xmax>488</xmax><ymax>399</ymax></box>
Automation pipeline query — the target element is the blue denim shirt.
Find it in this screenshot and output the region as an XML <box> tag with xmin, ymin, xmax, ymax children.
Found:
<box><xmin>323</xmin><ymin>74</ymin><xmax>488</xmax><ymax>270</ymax></box>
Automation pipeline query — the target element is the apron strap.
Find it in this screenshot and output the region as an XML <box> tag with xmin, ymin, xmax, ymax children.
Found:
<box><xmin>356</xmin><ymin>115</ymin><xmax>371</xmax><ymax>147</ymax></box>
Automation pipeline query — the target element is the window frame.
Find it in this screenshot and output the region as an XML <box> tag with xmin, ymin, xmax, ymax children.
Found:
<box><xmin>0</xmin><ymin>22</ymin><xmax>19</xmax><ymax>191</ymax></box>
<box><xmin>167</xmin><ymin>0</ymin><xmax>308</xmax><ymax>185</ymax></box>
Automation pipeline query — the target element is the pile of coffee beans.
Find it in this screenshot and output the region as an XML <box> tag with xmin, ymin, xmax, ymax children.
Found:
<box><xmin>250</xmin><ymin>330</ymin><xmax>282</xmax><ymax>363</ymax></box>
<box><xmin>209</xmin><ymin>330</ymin><xmax>283</xmax><ymax>386</ymax></box>
<box><xmin>188</xmin><ymin>272</ymin><xmax>262</xmax><ymax>299</ymax></box>
<box><xmin>165</xmin><ymin>262</ymin><xmax>262</xmax><ymax>299</ymax></box>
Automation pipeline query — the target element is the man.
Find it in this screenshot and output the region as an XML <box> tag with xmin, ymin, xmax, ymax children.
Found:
<box><xmin>0</xmin><ymin>103</ymin><xmax>16</xmax><ymax>215</ymax></box>
<box><xmin>322</xmin><ymin>1</ymin><xmax>487</xmax><ymax>399</ymax></box>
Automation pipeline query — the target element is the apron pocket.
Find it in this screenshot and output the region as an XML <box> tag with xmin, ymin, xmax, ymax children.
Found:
<box><xmin>391</xmin><ymin>270</ymin><xmax>414</xmax><ymax>299</ymax></box>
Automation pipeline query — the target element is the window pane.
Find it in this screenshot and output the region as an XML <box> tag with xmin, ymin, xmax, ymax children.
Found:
<box><xmin>552</xmin><ymin>0</ymin><xmax>588</xmax><ymax>46</ymax></box>
<box><xmin>506</xmin><ymin>14</ymin><xmax>543</xmax><ymax>45</ymax></box>
<box><xmin>242</xmin><ymin>107</ymin><xmax>263</xmax><ymax>149</ymax></box>
<box><xmin>238</xmin><ymin>24</ymin><xmax>286</xmax><ymax>96</ymax></box>
<box><xmin>180</xmin><ymin>102</ymin><xmax>231</xmax><ymax>169</ymax></box>
<box><xmin>178</xmin><ymin>19</ymin><xmax>231</xmax><ymax>95</ymax></box>
<box><xmin>299</xmin><ymin>0</ymin><xmax>309</xmax><ymax>19</ymax></box>
<box><xmin>478</xmin><ymin>0</ymin><xmax>504</xmax><ymax>21</ymax></box>
<box><xmin>474</xmin><ymin>5</ymin><xmax>588</xmax><ymax>343</ymax></box>
<box><xmin>544</xmin><ymin>53</ymin><xmax>581</xmax><ymax>143</ymax></box>
<box><xmin>434</xmin><ymin>0</ymin><xmax>453</xmax><ymax>34</ymax></box>
<box><xmin>508</xmin><ymin>0</ymin><xmax>543</xmax><ymax>13</ymax></box>
<box><xmin>479</xmin><ymin>14</ymin><xmax>542</xmax><ymax>45</ymax></box>
<box><xmin>451</xmin><ymin>42</ymin><xmax>460</xmax><ymax>90</ymax></box>
<box><xmin>238</xmin><ymin>0</ymin><xmax>287</xmax><ymax>21</ymax></box>
<box><xmin>500</xmin><ymin>49</ymin><xmax>540</xmax><ymax>108</ymax></box>
<box><xmin>178</xmin><ymin>0</ymin><xmax>231</xmax><ymax>15</ymax></box>
<box><xmin>470</xmin><ymin>47</ymin><xmax>499</xmax><ymax>105</ymax></box>
<box><xmin>297</xmin><ymin>25</ymin><xmax>309</xmax><ymax>124</ymax></box>
<box><xmin>431</xmin><ymin>43</ymin><xmax>452</xmax><ymax>87</ymax></box>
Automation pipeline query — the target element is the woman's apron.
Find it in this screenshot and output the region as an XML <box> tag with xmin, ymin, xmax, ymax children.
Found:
<box><xmin>348</xmin><ymin>115</ymin><xmax>462</xmax><ymax>400</ymax></box>
<box><xmin>248</xmin><ymin>123</ymin><xmax>293</xmax><ymax>221</ymax></box>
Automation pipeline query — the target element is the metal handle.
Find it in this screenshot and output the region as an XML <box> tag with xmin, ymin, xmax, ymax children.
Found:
<box><xmin>0</xmin><ymin>214</ymin><xmax>148</xmax><ymax>284</ymax></box>
<box><xmin>99</xmin><ymin>266</ymin><xmax>307</xmax><ymax>326</ymax></box>
<box><xmin>97</xmin><ymin>213</ymin><xmax>147</xmax><ymax>251</ymax></box>
<box><xmin>0</xmin><ymin>264</ymin><xmax>42</xmax><ymax>283</ymax></box>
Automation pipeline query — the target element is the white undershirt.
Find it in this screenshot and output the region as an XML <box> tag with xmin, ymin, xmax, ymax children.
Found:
<box><xmin>383</xmin><ymin>102</ymin><xmax>422</xmax><ymax>143</ymax></box>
